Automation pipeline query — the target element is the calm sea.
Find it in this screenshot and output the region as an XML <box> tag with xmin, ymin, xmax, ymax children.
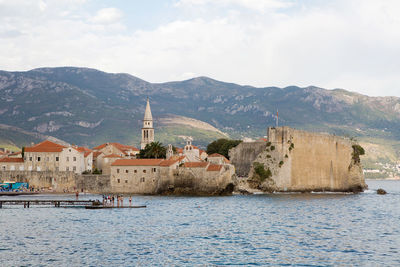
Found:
<box><xmin>1</xmin><ymin>180</ymin><xmax>399</xmax><ymax>266</ymax></box>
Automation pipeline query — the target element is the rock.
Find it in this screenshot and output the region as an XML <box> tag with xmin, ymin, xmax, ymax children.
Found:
<box><xmin>237</xmin><ymin>189</ymin><xmax>252</xmax><ymax>195</ymax></box>
<box><xmin>377</xmin><ymin>188</ymin><xmax>387</xmax><ymax>195</ymax></box>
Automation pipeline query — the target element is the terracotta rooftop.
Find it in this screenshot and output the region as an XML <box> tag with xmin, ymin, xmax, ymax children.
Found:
<box><xmin>206</xmin><ymin>164</ymin><xmax>223</xmax><ymax>172</ymax></box>
<box><xmin>93</xmin><ymin>143</ymin><xmax>140</xmax><ymax>153</ymax></box>
<box><xmin>93</xmin><ymin>151</ymin><xmax>103</xmax><ymax>158</ymax></box>
<box><xmin>84</xmin><ymin>151</ymin><xmax>92</xmax><ymax>158</ymax></box>
<box><xmin>159</xmin><ymin>156</ymin><xmax>186</xmax><ymax>167</ymax></box>
<box><xmin>111</xmin><ymin>158</ymin><xmax>164</xmax><ymax>166</ymax></box>
<box><xmin>183</xmin><ymin>162</ymin><xmax>209</xmax><ymax>168</ymax></box>
<box><xmin>104</xmin><ymin>153</ymin><xmax>123</xmax><ymax>158</ymax></box>
<box><xmin>208</xmin><ymin>153</ymin><xmax>225</xmax><ymax>158</ymax></box>
<box><xmin>77</xmin><ymin>147</ymin><xmax>92</xmax><ymax>153</ymax></box>
<box><xmin>0</xmin><ymin>158</ymin><xmax>24</xmax><ymax>163</ymax></box>
<box><xmin>25</xmin><ymin>140</ymin><xmax>66</xmax><ymax>153</ymax></box>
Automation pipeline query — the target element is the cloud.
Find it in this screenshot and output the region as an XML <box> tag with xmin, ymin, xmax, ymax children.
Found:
<box><xmin>0</xmin><ymin>0</ymin><xmax>400</xmax><ymax>97</ymax></box>
<box><xmin>175</xmin><ymin>0</ymin><xmax>292</xmax><ymax>12</ymax></box>
<box><xmin>90</xmin><ymin>7</ymin><xmax>123</xmax><ymax>24</ymax></box>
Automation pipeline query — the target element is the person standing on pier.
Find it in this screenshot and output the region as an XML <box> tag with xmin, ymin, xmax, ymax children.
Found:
<box><xmin>75</xmin><ymin>191</ymin><xmax>79</xmax><ymax>200</ymax></box>
<box><xmin>129</xmin><ymin>196</ymin><xmax>132</xmax><ymax>206</ymax></box>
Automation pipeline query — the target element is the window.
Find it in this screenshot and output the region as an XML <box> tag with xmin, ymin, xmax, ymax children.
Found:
<box><xmin>134</xmin><ymin>170</ymin><xmax>137</xmax><ymax>173</ymax></box>
<box><xmin>37</xmin><ymin>156</ymin><xmax>41</xmax><ymax>161</ymax></box>
<box><xmin>117</xmin><ymin>168</ymin><xmax>120</xmax><ymax>173</ymax></box>
<box><xmin>140</xmin><ymin>177</ymin><xmax>145</xmax><ymax>182</ymax></box>
<box><xmin>73</xmin><ymin>166</ymin><xmax>76</xmax><ymax>171</ymax></box>
<box><xmin>143</xmin><ymin>170</ymin><xmax>146</xmax><ymax>173</ymax></box>
<box><xmin>69</xmin><ymin>149</ymin><xmax>71</xmax><ymax>152</ymax></box>
<box><xmin>67</xmin><ymin>157</ymin><xmax>69</xmax><ymax>162</ymax></box>
<box><xmin>56</xmin><ymin>157</ymin><xmax>59</xmax><ymax>162</ymax></box>
<box><xmin>73</xmin><ymin>157</ymin><xmax>76</xmax><ymax>161</ymax></box>
<box><xmin>2</xmin><ymin>166</ymin><xmax>5</xmax><ymax>171</ymax></box>
<box><xmin>29</xmin><ymin>157</ymin><xmax>32</xmax><ymax>161</ymax></box>
<box><xmin>153</xmin><ymin>168</ymin><xmax>157</xmax><ymax>173</ymax></box>
<box><xmin>24</xmin><ymin>157</ymin><xmax>26</xmax><ymax>161</ymax></box>
<box><xmin>117</xmin><ymin>179</ymin><xmax>120</xmax><ymax>183</ymax></box>
<box><xmin>125</xmin><ymin>170</ymin><xmax>129</xmax><ymax>173</ymax></box>
<box><xmin>125</xmin><ymin>180</ymin><xmax>128</xmax><ymax>183</ymax></box>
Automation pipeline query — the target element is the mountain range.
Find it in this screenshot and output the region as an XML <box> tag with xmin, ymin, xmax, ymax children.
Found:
<box><xmin>1</xmin><ymin>67</ymin><xmax>400</xmax><ymax>171</ymax></box>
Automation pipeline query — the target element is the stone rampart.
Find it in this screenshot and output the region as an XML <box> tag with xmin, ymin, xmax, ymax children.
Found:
<box><xmin>229</xmin><ymin>141</ymin><xmax>266</xmax><ymax>177</ymax></box>
<box><xmin>236</xmin><ymin>127</ymin><xmax>366</xmax><ymax>192</ymax></box>
<box><xmin>0</xmin><ymin>171</ymin><xmax>111</xmax><ymax>193</ymax></box>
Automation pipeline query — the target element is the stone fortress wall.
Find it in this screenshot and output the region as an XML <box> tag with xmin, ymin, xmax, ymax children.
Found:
<box><xmin>0</xmin><ymin>170</ymin><xmax>110</xmax><ymax>193</ymax></box>
<box><xmin>232</xmin><ymin>126</ymin><xmax>366</xmax><ymax>192</ymax></box>
<box><xmin>228</xmin><ymin>141</ymin><xmax>266</xmax><ymax>177</ymax></box>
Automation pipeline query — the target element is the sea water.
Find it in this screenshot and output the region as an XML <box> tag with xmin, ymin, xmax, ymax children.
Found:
<box><xmin>0</xmin><ymin>180</ymin><xmax>399</xmax><ymax>266</ymax></box>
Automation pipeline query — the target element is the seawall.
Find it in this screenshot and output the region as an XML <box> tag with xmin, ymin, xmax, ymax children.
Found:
<box><xmin>0</xmin><ymin>171</ymin><xmax>110</xmax><ymax>193</ymax></box>
<box><xmin>235</xmin><ymin>127</ymin><xmax>366</xmax><ymax>192</ymax></box>
<box><xmin>229</xmin><ymin>141</ymin><xmax>266</xmax><ymax>177</ymax></box>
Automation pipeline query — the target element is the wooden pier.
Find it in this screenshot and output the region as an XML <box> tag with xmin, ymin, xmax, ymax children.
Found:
<box><xmin>0</xmin><ymin>199</ymin><xmax>147</xmax><ymax>209</ymax></box>
<box><xmin>0</xmin><ymin>199</ymin><xmax>96</xmax><ymax>208</ymax></box>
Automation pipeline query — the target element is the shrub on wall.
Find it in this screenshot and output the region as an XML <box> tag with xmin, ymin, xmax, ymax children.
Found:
<box><xmin>253</xmin><ymin>162</ymin><xmax>272</xmax><ymax>182</ymax></box>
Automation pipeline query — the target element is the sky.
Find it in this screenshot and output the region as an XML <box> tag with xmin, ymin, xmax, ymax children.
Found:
<box><xmin>0</xmin><ymin>0</ymin><xmax>399</xmax><ymax>97</ymax></box>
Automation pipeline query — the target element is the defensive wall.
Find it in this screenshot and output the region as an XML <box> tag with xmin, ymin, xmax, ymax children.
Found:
<box><xmin>0</xmin><ymin>170</ymin><xmax>110</xmax><ymax>193</ymax></box>
<box><xmin>245</xmin><ymin>127</ymin><xmax>366</xmax><ymax>192</ymax></box>
<box><xmin>229</xmin><ymin>127</ymin><xmax>366</xmax><ymax>192</ymax></box>
<box><xmin>157</xmin><ymin>165</ymin><xmax>235</xmax><ymax>195</ymax></box>
<box><xmin>229</xmin><ymin>141</ymin><xmax>267</xmax><ymax>177</ymax></box>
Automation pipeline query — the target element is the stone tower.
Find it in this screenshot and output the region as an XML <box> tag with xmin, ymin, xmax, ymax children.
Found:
<box><xmin>140</xmin><ymin>98</ymin><xmax>154</xmax><ymax>149</ymax></box>
<box><xmin>166</xmin><ymin>144</ymin><xmax>173</xmax><ymax>159</ymax></box>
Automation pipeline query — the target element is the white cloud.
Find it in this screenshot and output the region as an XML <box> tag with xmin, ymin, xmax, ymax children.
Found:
<box><xmin>175</xmin><ymin>0</ymin><xmax>292</xmax><ymax>12</ymax></box>
<box><xmin>90</xmin><ymin>7</ymin><xmax>123</xmax><ymax>24</ymax></box>
<box><xmin>0</xmin><ymin>0</ymin><xmax>400</xmax><ymax>97</ymax></box>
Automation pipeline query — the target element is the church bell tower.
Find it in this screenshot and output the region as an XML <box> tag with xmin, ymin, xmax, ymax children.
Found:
<box><xmin>141</xmin><ymin>98</ymin><xmax>154</xmax><ymax>149</ymax></box>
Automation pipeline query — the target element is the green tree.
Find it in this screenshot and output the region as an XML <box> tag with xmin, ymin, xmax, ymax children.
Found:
<box><xmin>138</xmin><ymin>141</ymin><xmax>167</xmax><ymax>159</ymax></box>
<box><xmin>206</xmin><ymin>138</ymin><xmax>242</xmax><ymax>159</ymax></box>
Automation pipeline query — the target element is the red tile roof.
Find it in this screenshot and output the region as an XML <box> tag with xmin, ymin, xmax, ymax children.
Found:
<box><xmin>93</xmin><ymin>151</ymin><xmax>103</xmax><ymax>158</ymax></box>
<box><xmin>77</xmin><ymin>147</ymin><xmax>92</xmax><ymax>153</ymax></box>
<box><xmin>159</xmin><ymin>156</ymin><xmax>186</xmax><ymax>167</ymax></box>
<box><xmin>104</xmin><ymin>153</ymin><xmax>123</xmax><ymax>158</ymax></box>
<box><xmin>0</xmin><ymin>158</ymin><xmax>24</xmax><ymax>163</ymax></box>
<box><xmin>208</xmin><ymin>153</ymin><xmax>225</xmax><ymax>158</ymax></box>
<box><xmin>93</xmin><ymin>143</ymin><xmax>140</xmax><ymax>153</ymax></box>
<box><xmin>183</xmin><ymin>162</ymin><xmax>209</xmax><ymax>168</ymax></box>
<box><xmin>111</xmin><ymin>159</ymin><xmax>164</xmax><ymax>166</ymax></box>
<box><xmin>25</xmin><ymin>140</ymin><xmax>66</xmax><ymax>153</ymax></box>
<box><xmin>206</xmin><ymin>164</ymin><xmax>222</xmax><ymax>172</ymax></box>
<box><xmin>84</xmin><ymin>152</ymin><xmax>92</xmax><ymax>158</ymax></box>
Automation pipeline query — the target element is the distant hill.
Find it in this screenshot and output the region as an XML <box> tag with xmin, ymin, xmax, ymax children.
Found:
<box><xmin>1</xmin><ymin>67</ymin><xmax>400</xmax><ymax>175</ymax></box>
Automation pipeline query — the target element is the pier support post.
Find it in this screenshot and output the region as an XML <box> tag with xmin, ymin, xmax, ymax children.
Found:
<box><xmin>0</xmin><ymin>202</ymin><xmax>2</xmax><ymax>208</ymax></box>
